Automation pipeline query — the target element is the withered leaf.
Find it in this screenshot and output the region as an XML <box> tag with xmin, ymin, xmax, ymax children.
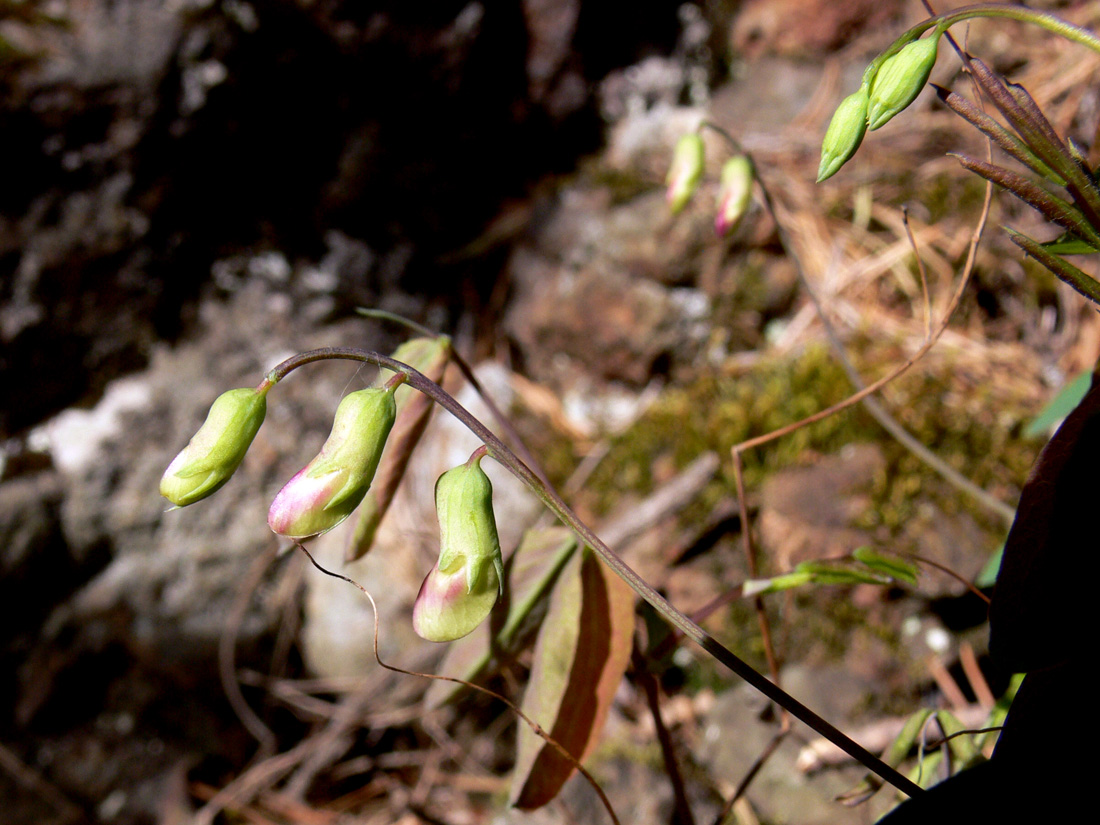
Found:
<box><xmin>509</xmin><ymin>548</ymin><xmax>635</xmax><ymax>810</ymax></box>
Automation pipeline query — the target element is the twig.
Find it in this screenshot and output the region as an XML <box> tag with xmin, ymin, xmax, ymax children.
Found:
<box><xmin>926</xmin><ymin>655</ymin><xmax>969</xmax><ymax>711</ymax></box>
<box><xmin>282</xmin><ymin>680</ymin><xmax>378</xmax><ymax>800</ymax></box>
<box><xmin>0</xmin><ymin>742</ymin><xmax>84</xmax><ymax>824</ymax></box>
<box><xmin>193</xmin><ymin>740</ymin><xmax>315</xmax><ymax>825</ymax></box>
<box><xmin>959</xmin><ymin>642</ymin><xmax>996</xmax><ymax>709</ymax></box>
<box><xmin>730</xmin><ymin>449</ymin><xmax>788</xmax><ymax>735</ymax></box>
<box><xmin>907</xmin><ymin>553</ymin><xmax>991</xmax><ymax>604</ymax></box>
<box><xmin>632</xmin><ymin>645</ymin><xmax>696</xmax><ymax>825</ymax></box>
<box><xmin>219</xmin><ymin>542</ymin><xmax>279</xmax><ymax>757</ymax></box>
<box><xmin>600</xmin><ymin>452</ymin><xmax>720</xmax><ymax>549</ymax></box>
<box><xmin>709</xmin><ymin>730</ymin><xmax>787</xmax><ymax>825</ymax></box>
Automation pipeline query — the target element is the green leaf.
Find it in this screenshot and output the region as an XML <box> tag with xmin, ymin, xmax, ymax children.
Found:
<box><xmin>1041</xmin><ymin>235</ymin><xmax>1100</xmax><ymax>255</ymax></box>
<box><xmin>509</xmin><ymin>549</ymin><xmax>635</xmax><ymax>810</ymax></box>
<box><xmin>794</xmin><ymin>559</ymin><xmax>890</xmax><ymax>586</ymax></box>
<box><xmin>853</xmin><ymin>547</ymin><xmax>919</xmax><ymax>585</ymax></box>
<box><xmin>1023</xmin><ymin>370</ymin><xmax>1091</xmax><ymax>439</ymax></box>
<box><xmin>741</xmin><ymin>571</ymin><xmax>813</xmax><ymax>597</ymax></box>
<box><xmin>934</xmin><ymin>710</ymin><xmax>983</xmax><ymax>769</ymax></box>
<box><xmin>974</xmin><ymin>543</ymin><xmax>1003</xmax><ymax>590</ymax></box>
<box><xmin>839</xmin><ymin>708</ymin><xmax>933</xmax><ymax>805</ymax></box>
<box><xmin>1009</xmin><ymin>229</ymin><xmax>1100</xmax><ymax>306</ymax></box>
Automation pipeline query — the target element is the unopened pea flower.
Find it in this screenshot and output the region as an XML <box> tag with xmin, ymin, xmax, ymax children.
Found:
<box><xmin>867</xmin><ymin>33</ymin><xmax>941</xmax><ymax>131</ymax></box>
<box><xmin>666</xmin><ymin>133</ymin><xmax>705</xmax><ymax>214</ymax></box>
<box><xmin>267</xmin><ymin>381</ymin><xmax>399</xmax><ymax>539</ymax></box>
<box><xmin>817</xmin><ymin>86</ymin><xmax>869</xmax><ymax>182</ymax></box>
<box><xmin>161</xmin><ymin>385</ymin><xmax>269</xmax><ymax>507</ymax></box>
<box><xmin>346</xmin><ymin>335</ymin><xmax>452</xmax><ymax>562</ymax></box>
<box><xmin>714</xmin><ymin>155</ymin><xmax>754</xmax><ymax>237</ymax></box>
<box><xmin>413</xmin><ymin>449</ymin><xmax>503</xmax><ymax>642</ymax></box>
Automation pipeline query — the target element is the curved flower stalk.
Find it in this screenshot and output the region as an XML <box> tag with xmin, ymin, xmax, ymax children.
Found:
<box><xmin>817</xmin><ymin>4</ymin><xmax>1100</xmax><ymax>182</ymax></box>
<box><xmin>267</xmin><ymin>378</ymin><xmax>400</xmax><ymax>539</ymax></box>
<box><xmin>413</xmin><ymin>447</ymin><xmax>504</xmax><ymax>642</ymax></box>
<box><xmin>160</xmin><ymin>384</ymin><xmax>270</xmax><ymax>507</ymax></box>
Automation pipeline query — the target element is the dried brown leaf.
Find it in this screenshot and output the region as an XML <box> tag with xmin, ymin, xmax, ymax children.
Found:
<box><xmin>509</xmin><ymin>549</ymin><xmax>635</xmax><ymax>810</ymax></box>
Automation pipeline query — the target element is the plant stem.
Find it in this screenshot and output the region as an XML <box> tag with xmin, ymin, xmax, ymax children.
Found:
<box><xmin>266</xmin><ymin>347</ymin><xmax>925</xmax><ymax>798</ymax></box>
<box><xmin>880</xmin><ymin>4</ymin><xmax>1100</xmax><ymax>65</ymax></box>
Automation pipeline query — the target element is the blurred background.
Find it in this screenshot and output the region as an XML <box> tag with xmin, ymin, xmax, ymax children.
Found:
<box><xmin>2</xmin><ymin>1</ymin><xmax>1098</xmax><ymax>823</ymax></box>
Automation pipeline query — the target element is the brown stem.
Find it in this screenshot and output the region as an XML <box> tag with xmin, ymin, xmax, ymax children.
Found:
<box><xmin>632</xmin><ymin>646</ymin><xmax>695</xmax><ymax>825</ymax></box>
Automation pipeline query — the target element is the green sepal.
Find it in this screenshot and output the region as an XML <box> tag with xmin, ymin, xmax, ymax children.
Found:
<box><xmin>435</xmin><ymin>453</ymin><xmax>503</xmax><ymax>595</ymax></box>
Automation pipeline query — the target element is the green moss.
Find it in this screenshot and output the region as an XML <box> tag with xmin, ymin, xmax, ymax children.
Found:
<box><xmin>573</xmin><ymin>331</ymin><xmax>1040</xmax><ymax>680</ymax></box>
<box><xmin>920</xmin><ymin>169</ymin><xmax>991</xmax><ymax>225</ymax></box>
<box><xmin>584</xmin><ymin>344</ymin><xmax>870</xmax><ymax>515</ymax></box>
<box><xmin>860</xmin><ymin>363</ymin><xmax>1036</xmax><ymax>538</ymax></box>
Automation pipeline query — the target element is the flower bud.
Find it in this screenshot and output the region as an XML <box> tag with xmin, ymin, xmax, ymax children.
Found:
<box><xmin>666</xmin><ymin>133</ymin><xmax>705</xmax><ymax>214</ymax></box>
<box><xmin>161</xmin><ymin>386</ymin><xmax>268</xmax><ymax>507</ymax></box>
<box><xmin>346</xmin><ymin>335</ymin><xmax>452</xmax><ymax>562</ymax></box>
<box><xmin>817</xmin><ymin>86</ymin><xmax>869</xmax><ymax>182</ymax></box>
<box><xmin>714</xmin><ymin>155</ymin><xmax>754</xmax><ymax>237</ymax></box>
<box><xmin>268</xmin><ymin>384</ymin><xmax>398</xmax><ymax>538</ymax></box>
<box><xmin>413</xmin><ymin>451</ymin><xmax>504</xmax><ymax>642</ymax></box>
<box><xmin>867</xmin><ymin>34</ymin><xmax>940</xmax><ymax>131</ymax></box>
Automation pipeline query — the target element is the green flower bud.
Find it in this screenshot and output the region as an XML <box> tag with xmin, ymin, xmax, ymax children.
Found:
<box><xmin>413</xmin><ymin>450</ymin><xmax>504</xmax><ymax>642</ymax></box>
<box><xmin>867</xmin><ymin>34</ymin><xmax>940</xmax><ymax>131</ymax></box>
<box><xmin>347</xmin><ymin>335</ymin><xmax>452</xmax><ymax>562</ymax></box>
<box><xmin>666</xmin><ymin>133</ymin><xmax>705</xmax><ymax>214</ymax></box>
<box><xmin>817</xmin><ymin>86</ymin><xmax>869</xmax><ymax>182</ymax></box>
<box><xmin>714</xmin><ymin>155</ymin><xmax>754</xmax><ymax>237</ymax></box>
<box><xmin>268</xmin><ymin>383</ymin><xmax>398</xmax><ymax>538</ymax></box>
<box><xmin>161</xmin><ymin>386</ymin><xmax>268</xmax><ymax>507</ymax></box>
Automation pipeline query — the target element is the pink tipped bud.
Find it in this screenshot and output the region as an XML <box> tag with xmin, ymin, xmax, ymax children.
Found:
<box><xmin>161</xmin><ymin>386</ymin><xmax>268</xmax><ymax>507</ymax></box>
<box><xmin>714</xmin><ymin>155</ymin><xmax>754</xmax><ymax>237</ymax></box>
<box><xmin>268</xmin><ymin>384</ymin><xmax>398</xmax><ymax>539</ymax></box>
<box><xmin>665</xmin><ymin>133</ymin><xmax>705</xmax><ymax>214</ymax></box>
<box><xmin>413</xmin><ymin>450</ymin><xmax>503</xmax><ymax>642</ymax></box>
<box><xmin>347</xmin><ymin>335</ymin><xmax>452</xmax><ymax>562</ymax></box>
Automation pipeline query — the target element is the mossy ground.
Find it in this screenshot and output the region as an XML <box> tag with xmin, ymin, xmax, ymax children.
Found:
<box><xmin>549</xmin><ymin>328</ymin><xmax>1045</xmax><ymax>714</ymax></box>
